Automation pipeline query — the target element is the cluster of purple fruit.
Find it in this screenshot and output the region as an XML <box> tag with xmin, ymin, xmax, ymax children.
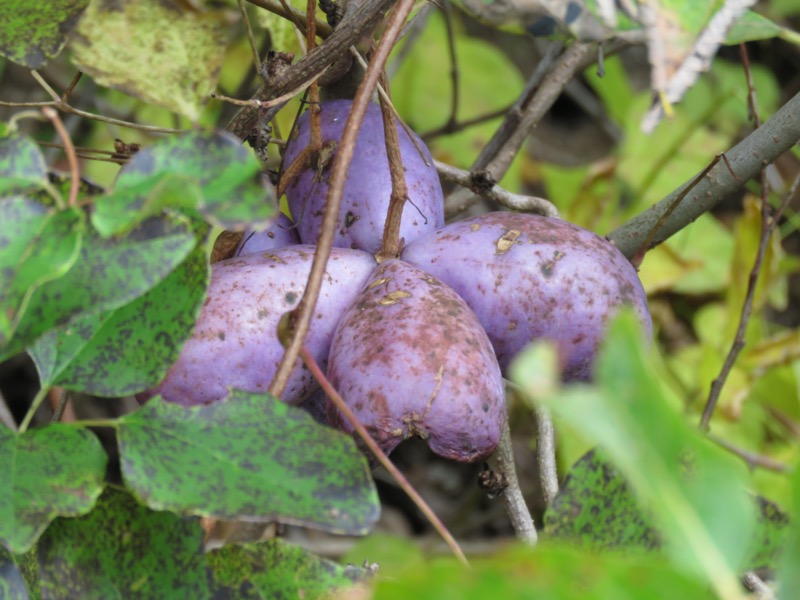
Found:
<box><xmin>140</xmin><ymin>100</ymin><xmax>651</xmax><ymax>465</ymax></box>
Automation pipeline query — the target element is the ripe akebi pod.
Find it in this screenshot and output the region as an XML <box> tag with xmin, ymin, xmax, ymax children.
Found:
<box><xmin>139</xmin><ymin>246</ymin><xmax>376</xmax><ymax>407</ymax></box>
<box><xmin>235</xmin><ymin>212</ymin><xmax>300</xmax><ymax>256</ymax></box>
<box><xmin>401</xmin><ymin>212</ymin><xmax>652</xmax><ymax>381</ymax></box>
<box><xmin>327</xmin><ymin>260</ymin><xmax>505</xmax><ymax>463</ymax></box>
<box><xmin>283</xmin><ymin>100</ymin><xmax>445</xmax><ymax>254</ymax></box>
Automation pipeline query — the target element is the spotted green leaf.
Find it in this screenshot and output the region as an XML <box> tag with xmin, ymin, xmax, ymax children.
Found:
<box><xmin>35</xmin><ymin>488</ymin><xmax>210</xmax><ymax>599</ymax></box>
<box><xmin>208</xmin><ymin>538</ymin><xmax>367</xmax><ymax>599</ymax></box>
<box><xmin>778</xmin><ymin>465</ymin><xmax>800</xmax><ymax>594</ymax></box>
<box><xmin>0</xmin><ymin>425</ymin><xmax>106</xmax><ymax>554</ymax></box>
<box><xmin>545</xmin><ymin>448</ymin><xmax>660</xmax><ymax>552</ymax></box>
<box><xmin>1</xmin><ymin>212</ymin><xmax>197</xmax><ymax>361</ymax></box>
<box><xmin>69</xmin><ymin>0</ymin><xmax>227</xmax><ymax>121</ymax></box>
<box><xmin>28</xmin><ymin>240</ymin><xmax>209</xmax><ymax>396</ymax></box>
<box><xmin>118</xmin><ymin>392</ymin><xmax>379</xmax><ymax>535</ymax></box>
<box><xmin>0</xmin><ymin>196</ymin><xmax>84</xmax><ymax>350</ymax></box>
<box><xmin>0</xmin><ymin>135</ymin><xmax>48</xmax><ymax>193</ymax></box>
<box><xmin>94</xmin><ymin>130</ymin><xmax>274</xmax><ymax>235</ymax></box>
<box><xmin>512</xmin><ymin>312</ymin><xmax>756</xmax><ymax>598</ymax></box>
<box><xmin>0</xmin><ymin>0</ymin><xmax>88</xmax><ymax>68</ymax></box>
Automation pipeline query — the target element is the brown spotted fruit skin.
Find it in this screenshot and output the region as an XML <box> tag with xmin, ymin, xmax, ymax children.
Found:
<box><xmin>283</xmin><ymin>100</ymin><xmax>444</xmax><ymax>254</ymax></box>
<box><xmin>400</xmin><ymin>212</ymin><xmax>652</xmax><ymax>381</ymax></box>
<box><xmin>326</xmin><ymin>259</ymin><xmax>505</xmax><ymax>463</ymax></box>
<box><xmin>138</xmin><ymin>246</ymin><xmax>376</xmax><ymax>407</ymax></box>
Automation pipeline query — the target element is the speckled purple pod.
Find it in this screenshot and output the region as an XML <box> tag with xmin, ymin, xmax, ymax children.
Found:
<box><xmin>235</xmin><ymin>213</ymin><xmax>300</xmax><ymax>256</ymax></box>
<box><xmin>327</xmin><ymin>260</ymin><xmax>505</xmax><ymax>463</ymax></box>
<box><xmin>401</xmin><ymin>212</ymin><xmax>652</xmax><ymax>381</ymax></box>
<box><xmin>283</xmin><ymin>100</ymin><xmax>444</xmax><ymax>254</ymax></box>
<box><xmin>139</xmin><ymin>246</ymin><xmax>376</xmax><ymax>406</ymax></box>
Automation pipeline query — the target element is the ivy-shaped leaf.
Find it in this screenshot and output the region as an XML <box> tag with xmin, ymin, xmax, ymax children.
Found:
<box><xmin>95</xmin><ymin>130</ymin><xmax>275</xmax><ymax>234</ymax></box>
<box><xmin>0</xmin><ymin>0</ymin><xmax>88</xmax><ymax>69</ymax></box>
<box><xmin>208</xmin><ymin>538</ymin><xmax>367</xmax><ymax>599</ymax></box>
<box><xmin>117</xmin><ymin>392</ymin><xmax>380</xmax><ymax>535</ymax></box>
<box><xmin>69</xmin><ymin>0</ymin><xmax>227</xmax><ymax>121</ymax></box>
<box><xmin>1</xmin><ymin>212</ymin><xmax>197</xmax><ymax>361</ymax></box>
<box><xmin>0</xmin><ymin>135</ymin><xmax>49</xmax><ymax>193</ymax></box>
<box><xmin>36</xmin><ymin>488</ymin><xmax>211</xmax><ymax>599</ymax></box>
<box><xmin>29</xmin><ymin>239</ymin><xmax>209</xmax><ymax>397</ymax></box>
<box><xmin>0</xmin><ymin>425</ymin><xmax>106</xmax><ymax>554</ymax></box>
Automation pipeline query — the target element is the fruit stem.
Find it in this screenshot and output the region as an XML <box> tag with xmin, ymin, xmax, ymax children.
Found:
<box><xmin>492</xmin><ymin>417</ymin><xmax>538</xmax><ymax>545</ymax></box>
<box><xmin>298</xmin><ymin>344</ymin><xmax>470</xmax><ymax>567</ymax></box>
<box><xmin>18</xmin><ymin>386</ymin><xmax>50</xmax><ymax>433</ymax></box>
<box><xmin>377</xmin><ymin>71</ymin><xmax>410</xmax><ymax>261</ymax></box>
<box><xmin>269</xmin><ymin>0</ymin><xmax>418</xmax><ymax>400</ymax></box>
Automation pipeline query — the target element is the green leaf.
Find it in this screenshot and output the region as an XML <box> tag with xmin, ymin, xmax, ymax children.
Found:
<box><xmin>0</xmin><ymin>425</ymin><xmax>106</xmax><ymax>554</ymax></box>
<box><xmin>0</xmin><ymin>135</ymin><xmax>49</xmax><ymax>194</ymax></box>
<box><xmin>97</xmin><ymin>130</ymin><xmax>275</xmax><ymax>233</ymax></box>
<box><xmin>0</xmin><ymin>545</ymin><xmax>29</xmax><ymax>600</ymax></box>
<box><xmin>749</xmin><ymin>495</ymin><xmax>789</xmax><ymax>571</ymax></box>
<box><xmin>373</xmin><ymin>544</ymin><xmax>711</xmax><ymax>599</ymax></box>
<box><xmin>0</xmin><ymin>0</ymin><xmax>89</xmax><ymax>69</ymax></box>
<box><xmin>511</xmin><ymin>312</ymin><xmax>756</xmax><ymax>598</ymax></box>
<box><xmin>69</xmin><ymin>0</ymin><xmax>227</xmax><ymax>121</ymax></box>
<box><xmin>778</xmin><ymin>465</ymin><xmax>800</xmax><ymax>593</ymax></box>
<box><xmin>28</xmin><ymin>239</ymin><xmax>209</xmax><ymax>396</ymax></box>
<box><xmin>545</xmin><ymin>448</ymin><xmax>659</xmax><ymax>552</ymax></box>
<box><xmin>725</xmin><ymin>10</ymin><xmax>786</xmax><ymax>44</ymax></box>
<box><xmin>208</xmin><ymin>538</ymin><xmax>367</xmax><ymax>599</ymax></box>
<box><xmin>0</xmin><ymin>197</ymin><xmax>84</xmax><ymax>348</ymax></box>
<box><xmin>35</xmin><ymin>488</ymin><xmax>211</xmax><ymax>599</ymax></box>
<box><xmin>118</xmin><ymin>392</ymin><xmax>379</xmax><ymax>534</ymax></box>
<box><xmin>1</xmin><ymin>212</ymin><xmax>197</xmax><ymax>361</ymax></box>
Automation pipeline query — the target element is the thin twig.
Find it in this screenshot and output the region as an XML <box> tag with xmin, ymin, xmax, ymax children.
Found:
<box><xmin>42</xmin><ymin>107</ymin><xmax>80</xmax><ymax>206</ymax></box>
<box><xmin>434</xmin><ymin>160</ymin><xmax>559</xmax><ymax>217</ymax></box>
<box><xmin>25</xmin><ymin>71</ymin><xmax>185</xmax><ymax>134</ymax></box>
<box><xmin>387</xmin><ymin>1</ymin><xmax>435</xmax><ymax>79</ymax></box>
<box><xmin>441</xmin><ymin>0</ymin><xmax>460</xmax><ymax>132</ymax></box>
<box><xmin>700</xmin><ymin>51</ymin><xmax>792</xmax><ymax>430</ymax></box>
<box><xmin>61</xmin><ymin>71</ymin><xmax>83</xmax><ymax>101</ymax></box>
<box><xmin>298</xmin><ymin>345</ymin><xmax>470</xmax><ymax>565</ymax></box>
<box><xmin>707</xmin><ymin>434</ymin><xmax>791</xmax><ymax>473</ymax></box>
<box><xmin>491</xmin><ymin>417</ymin><xmax>537</xmax><ymax>544</ymax></box>
<box><xmin>238</xmin><ymin>0</ymin><xmax>263</xmax><ymax>72</ymax></box>
<box><xmin>245</xmin><ymin>0</ymin><xmax>333</xmax><ymax>37</ymax></box>
<box><xmin>742</xmin><ymin>571</ymin><xmax>776</xmax><ymax>599</ymax></box>
<box><xmin>0</xmin><ymin>390</ymin><xmax>16</xmax><ymax>431</ymax></box>
<box><xmin>269</xmin><ymin>0</ymin><xmax>417</xmax><ymax>398</ymax></box>
<box><xmin>420</xmin><ymin>105</ymin><xmax>511</xmax><ymax>141</ymax></box>
<box><xmin>534</xmin><ymin>405</ymin><xmax>559</xmax><ymax>506</ymax></box>
<box><xmin>378</xmin><ymin>71</ymin><xmax>410</xmax><ymax>260</ymax></box>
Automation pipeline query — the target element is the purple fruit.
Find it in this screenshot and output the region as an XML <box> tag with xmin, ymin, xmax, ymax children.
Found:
<box><xmin>400</xmin><ymin>212</ymin><xmax>651</xmax><ymax>381</ymax></box>
<box><xmin>139</xmin><ymin>246</ymin><xmax>376</xmax><ymax>406</ymax></box>
<box><xmin>327</xmin><ymin>259</ymin><xmax>505</xmax><ymax>463</ymax></box>
<box><xmin>235</xmin><ymin>213</ymin><xmax>300</xmax><ymax>256</ymax></box>
<box><xmin>283</xmin><ymin>100</ymin><xmax>445</xmax><ymax>254</ymax></box>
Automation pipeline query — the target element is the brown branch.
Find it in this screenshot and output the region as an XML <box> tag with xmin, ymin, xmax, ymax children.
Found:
<box><xmin>225</xmin><ymin>0</ymin><xmax>396</xmax><ymax>140</ymax></box>
<box><xmin>707</xmin><ymin>434</ymin><xmax>791</xmax><ymax>473</ymax></box>
<box><xmin>245</xmin><ymin>0</ymin><xmax>333</xmax><ymax>37</ymax></box>
<box><xmin>441</xmin><ymin>0</ymin><xmax>460</xmax><ymax>133</ymax></box>
<box><xmin>268</xmin><ymin>0</ymin><xmax>414</xmax><ymax>399</ymax></box>
<box><xmin>606</xmin><ymin>90</ymin><xmax>800</xmax><ymax>259</ymax></box>
<box><xmin>420</xmin><ymin>105</ymin><xmax>510</xmax><ymax>141</ymax></box>
<box><xmin>298</xmin><ymin>344</ymin><xmax>469</xmax><ymax>565</ymax></box>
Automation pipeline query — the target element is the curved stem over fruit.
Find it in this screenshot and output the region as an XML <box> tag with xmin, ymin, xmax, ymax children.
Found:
<box><xmin>42</xmin><ymin>107</ymin><xmax>79</xmax><ymax>207</ymax></box>
<box><xmin>298</xmin><ymin>345</ymin><xmax>470</xmax><ymax>566</ymax></box>
<box><xmin>435</xmin><ymin>160</ymin><xmax>559</xmax><ymax>218</ymax></box>
<box><xmin>269</xmin><ymin>0</ymin><xmax>418</xmax><ymax>399</ymax></box>
<box><xmin>607</xmin><ymin>90</ymin><xmax>800</xmax><ymax>260</ymax></box>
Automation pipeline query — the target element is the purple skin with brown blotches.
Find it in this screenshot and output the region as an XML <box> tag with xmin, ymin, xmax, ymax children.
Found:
<box><xmin>235</xmin><ymin>213</ymin><xmax>300</xmax><ymax>256</ymax></box>
<box><xmin>327</xmin><ymin>259</ymin><xmax>505</xmax><ymax>463</ymax></box>
<box><xmin>400</xmin><ymin>212</ymin><xmax>652</xmax><ymax>381</ymax></box>
<box><xmin>283</xmin><ymin>100</ymin><xmax>444</xmax><ymax>254</ymax></box>
<box><xmin>138</xmin><ymin>245</ymin><xmax>376</xmax><ymax>407</ymax></box>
